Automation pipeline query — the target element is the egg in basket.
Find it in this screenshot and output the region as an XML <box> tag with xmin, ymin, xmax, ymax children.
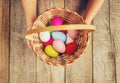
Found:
<box><xmin>25</xmin><ymin>8</ymin><xmax>96</xmax><ymax>66</ymax></box>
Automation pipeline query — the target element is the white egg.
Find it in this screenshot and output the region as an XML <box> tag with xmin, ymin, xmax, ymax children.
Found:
<box><xmin>66</xmin><ymin>33</ymin><xmax>74</xmax><ymax>44</ymax></box>
<box><xmin>39</xmin><ymin>31</ymin><xmax>50</xmax><ymax>42</ymax></box>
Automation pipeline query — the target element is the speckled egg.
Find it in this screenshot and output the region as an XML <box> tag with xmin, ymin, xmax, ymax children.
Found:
<box><xmin>53</xmin><ymin>40</ymin><xmax>65</xmax><ymax>53</ymax></box>
<box><xmin>39</xmin><ymin>31</ymin><xmax>50</xmax><ymax>42</ymax></box>
<box><xmin>45</xmin><ymin>45</ymin><xmax>58</xmax><ymax>58</ymax></box>
<box><xmin>43</xmin><ymin>37</ymin><xmax>54</xmax><ymax>46</ymax></box>
<box><xmin>52</xmin><ymin>32</ymin><xmax>66</xmax><ymax>42</ymax></box>
<box><xmin>66</xmin><ymin>33</ymin><xmax>74</xmax><ymax>44</ymax></box>
<box><xmin>52</xmin><ymin>17</ymin><xmax>63</xmax><ymax>26</ymax></box>
<box><xmin>65</xmin><ymin>42</ymin><xmax>77</xmax><ymax>55</ymax></box>
<box><xmin>67</xmin><ymin>30</ymin><xmax>78</xmax><ymax>39</ymax></box>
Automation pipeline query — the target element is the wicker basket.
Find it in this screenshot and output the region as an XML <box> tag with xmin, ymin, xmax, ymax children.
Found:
<box><xmin>25</xmin><ymin>8</ymin><xmax>96</xmax><ymax>66</ymax></box>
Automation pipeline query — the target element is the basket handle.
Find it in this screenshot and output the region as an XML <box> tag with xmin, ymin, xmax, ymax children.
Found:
<box><xmin>25</xmin><ymin>24</ymin><xmax>96</xmax><ymax>40</ymax></box>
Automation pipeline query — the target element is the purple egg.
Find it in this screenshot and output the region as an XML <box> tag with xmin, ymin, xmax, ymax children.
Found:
<box><xmin>53</xmin><ymin>40</ymin><xmax>65</xmax><ymax>53</ymax></box>
<box><xmin>67</xmin><ymin>30</ymin><xmax>78</xmax><ymax>39</ymax></box>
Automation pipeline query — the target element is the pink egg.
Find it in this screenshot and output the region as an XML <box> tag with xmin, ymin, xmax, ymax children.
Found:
<box><xmin>53</xmin><ymin>40</ymin><xmax>65</xmax><ymax>53</ymax></box>
<box><xmin>67</xmin><ymin>30</ymin><xmax>78</xmax><ymax>39</ymax></box>
<box><xmin>52</xmin><ymin>17</ymin><xmax>63</xmax><ymax>26</ymax></box>
<box><xmin>43</xmin><ymin>37</ymin><xmax>54</xmax><ymax>46</ymax></box>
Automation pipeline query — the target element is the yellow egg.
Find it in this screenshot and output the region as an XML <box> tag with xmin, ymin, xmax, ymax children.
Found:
<box><xmin>45</xmin><ymin>45</ymin><xmax>58</xmax><ymax>58</ymax></box>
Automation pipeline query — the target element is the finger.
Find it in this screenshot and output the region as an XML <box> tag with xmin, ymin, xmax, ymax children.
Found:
<box><xmin>27</xmin><ymin>40</ymin><xmax>32</xmax><ymax>48</ymax></box>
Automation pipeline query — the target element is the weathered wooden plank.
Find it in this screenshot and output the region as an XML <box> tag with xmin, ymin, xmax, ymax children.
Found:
<box><xmin>65</xmin><ymin>0</ymin><xmax>81</xmax><ymax>11</ymax></box>
<box><xmin>50</xmin><ymin>66</ymin><xmax>65</xmax><ymax>83</ymax></box>
<box><xmin>50</xmin><ymin>0</ymin><xmax>64</xmax><ymax>8</ymax></box>
<box><xmin>50</xmin><ymin>0</ymin><xmax>65</xmax><ymax>83</ymax></box>
<box><xmin>65</xmin><ymin>0</ymin><xmax>92</xmax><ymax>83</ymax></box>
<box><xmin>37</xmin><ymin>0</ymin><xmax>51</xmax><ymax>83</ymax></box>
<box><xmin>10</xmin><ymin>0</ymin><xmax>37</xmax><ymax>83</ymax></box>
<box><xmin>93</xmin><ymin>0</ymin><xmax>116</xmax><ymax>83</ymax></box>
<box><xmin>37</xmin><ymin>0</ymin><xmax>50</xmax><ymax>15</ymax></box>
<box><xmin>110</xmin><ymin>0</ymin><xmax>120</xmax><ymax>82</ymax></box>
<box><xmin>37</xmin><ymin>0</ymin><xmax>65</xmax><ymax>83</ymax></box>
<box><xmin>0</xmin><ymin>0</ymin><xmax>9</xmax><ymax>83</ymax></box>
<box><xmin>65</xmin><ymin>39</ymin><xmax>93</xmax><ymax>83</ymax></box>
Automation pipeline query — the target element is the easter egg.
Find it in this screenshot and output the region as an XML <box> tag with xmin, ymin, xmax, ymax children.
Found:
<box><xmin>45</xmin><ymin>45</ymin><xmax>58</xmax><ymax>58</ymax></box>
<box><xmin>43</xmin><ymin>37</ymin><xmax>54</xmax><ymax>46</ymax></box>
<box><xmin>53</xmin><ymin>40</ymin><xmax>65</xmax><ymax>53</ymax></box>
<box><xmin>50</xmin><ymin>31</ymin><xmax>53</xmax><ymax>35</ymax></box>
<box><xmin>66</xmin><ymin>33</ymin><xmax>74</xmax><ymax>44</ymax></box>
<box><xmin>60</xmin><ymin>30</ymin><xmax>67</xmax><ymax>34</ymax></box>
<box><xmin>65</xmin><ymin>42</ymin><xmax>77</xmax><ymax>55</ymax></box>
<box><xmin>67</xmin><ymin>30</ymin><xmax>78</xmax><ymax>39</ymax></box>
<box><xmin>52</xmin><ymin>17</ymin><xmax>63</xmax><ymax>26</ymax></box>
<box><xmin>39</xmin><ymin>31</ymin><xmax>50</xmax><ymax>42</ymax></box>
<box><xmin>52</xmin><ymin>32</ymin><xmax>66</xmax><ymax>42</ymax></box>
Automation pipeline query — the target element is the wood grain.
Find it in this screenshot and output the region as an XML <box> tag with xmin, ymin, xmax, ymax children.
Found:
<box><xmin>37</xmin><ymin>0</ymin><xmax>50</xmax><ymax>15</ymax></box>
<box><xmin>37</xmin><ymin>0</ymin><xmax>51</xmax><ymax>83</ymax></box>
<box><xmin>65</xmin><ymin>40</ymin><xmax>93</xmax><ymax>83</ymax></box>
<box><xmin>49</xmin><ymin>0</ymin><xmax>65</xmax><ymax>83</ymax></box>
<box><xmin>50</xmin><ymin>0</ymin><xmax>64</xmax><ymax>8</ymax></box>
<box><xmin>10</xmin><ymin>0</ymin><xmax>37</xmax><ymax>83</ymax></box>
<box><xmin>110</xmin><ymin>0</ymin><xmax>120</xmax><ymax>83</ymax></box>
<box><xmin>1</xmin><ymin>0</ymin><xmax>120</xmax><ymax>83</ymax></box>
<box><xmin>93</xmin><ymin>0</ymin><xmax>116</xmax><ymax>83</ymax></box>
<box><xmin>65</xmin><ymin>0</ymin><xmax>92</xmax><ymax>83</ymax></box>
<box><xmin>0</xmin><ymin>0</ymin><xmax>9</xmax><ymax>83</ymax></box>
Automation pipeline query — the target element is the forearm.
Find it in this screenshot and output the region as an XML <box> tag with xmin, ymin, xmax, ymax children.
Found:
<box><xmin>83</xmin><ymin>0</ymin><xmax>104</xmax><ymax>24</ymax></box>
<box><xmin>22</xmin><ymin>0</ymin><xmax>37</xmax><ymax>30</ymax></box>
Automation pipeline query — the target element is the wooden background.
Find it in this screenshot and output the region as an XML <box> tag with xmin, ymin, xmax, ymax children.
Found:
<box><xmin>0</xmin><ymin>0</ymin><xmax>120</xmax><ymax>83</ymax></box>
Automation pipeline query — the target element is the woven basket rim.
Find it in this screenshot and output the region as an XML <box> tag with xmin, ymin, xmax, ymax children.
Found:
<box><xmin>27</xmin><ymin>8</ymin><xmax>94</xmax><ymax>66</ymax></box>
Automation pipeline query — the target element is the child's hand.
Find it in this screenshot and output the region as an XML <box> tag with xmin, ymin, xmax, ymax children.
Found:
<box><xmin>83</xmin><ymin>0</ymin><xmax>104</xmax><ymax>24</ymax></box>
<box><xmin>22</xmin><ymin>0</ymin><xmax>37</xmax><ymax>48</ymax></box>
<box><xmin>25</xmin><ymin>27</ymin><xmax>32</xmax><ymax>49</ymax></box>
<box><xmin>26</xmin><ymin>39</ymin><xmax>32</xmax><ymax>49</ymax></box>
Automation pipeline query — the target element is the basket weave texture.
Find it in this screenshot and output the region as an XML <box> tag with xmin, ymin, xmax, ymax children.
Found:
<box><xmin>27</xmin><ymin>8</ymin><xmax>93</xmax><ymax>66</ymax></box>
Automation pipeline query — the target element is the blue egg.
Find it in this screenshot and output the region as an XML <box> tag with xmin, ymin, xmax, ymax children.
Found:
<box><xmin>52</xmin><ymin>32</ymin><xmax>66</xmax><ymax>42</ymax></box>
